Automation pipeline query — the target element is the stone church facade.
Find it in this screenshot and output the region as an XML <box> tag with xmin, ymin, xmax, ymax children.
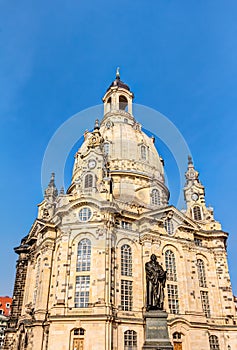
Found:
<box><xmin>4</xmin><ymin>73</ymin><xmax>237</xmax><ymax>350</ymax></box>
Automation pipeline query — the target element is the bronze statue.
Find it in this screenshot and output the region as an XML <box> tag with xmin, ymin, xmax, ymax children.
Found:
<box><xmin>145</xmin><ymin>254</ymin><xmax>166</xmax><ymax>311</ymax></box>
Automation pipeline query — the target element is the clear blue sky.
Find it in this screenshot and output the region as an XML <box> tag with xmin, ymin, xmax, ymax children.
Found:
<box><xmin>1</xmin><ymin>0</ymin><xmax>237</xmax><ymax>296</ymax></box>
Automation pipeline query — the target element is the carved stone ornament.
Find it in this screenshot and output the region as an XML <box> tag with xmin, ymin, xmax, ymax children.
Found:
<box><xmin>140</xmin><ymin>233</ymin><xmax>161</xmax><ymax>246</ymax></box>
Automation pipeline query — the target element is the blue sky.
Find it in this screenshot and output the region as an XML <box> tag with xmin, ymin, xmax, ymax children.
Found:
<box><xmin>0</xmin><ymin>0</ymin><xmax>237</xmax><ymax>296</ymax></box>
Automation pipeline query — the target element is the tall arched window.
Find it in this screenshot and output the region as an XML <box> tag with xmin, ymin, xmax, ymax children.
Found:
<box><xmin>165</xmin><ymin>250</ymin><xmax>177</xmax><ymax>281</ymax></box>
<box><xmin>124</xmin><ymin>330</ymin><xmax>137</xmax><ymax>350</ymax></box>
<box><xmin>77</xmin><ymin>239</ymin><xmax>91</xmax><ymax>272</ymax></box>
<box><xmin>193</xmin><ymin>205</ymin><xmax>202</xmax><ymax>221</ymax></box>
<box><xmin>151</xmin><ymin>189</ymin><xmax>161</xmax><ymax>205</ymax></box>
<box><xmin>209</xmin><ymin>335</ymin><xmax>220</xmax><ymax>350</ymax></box>
<box><xmin>121</xmin><ymin>244</ymin><xmax>132</xmax><ymax>276</ymax></box>
<box><xmin>141</xmin><ymin>145</ymin><xmax>146</xmax><ymax>160</ymax></box>
<box><xmin>119</xmin><ymin>95</ymin><xmax>128</xmax><ymax>111</ymax></box>
<box><xmin>197</xmin><ymin>259</ymin><xmax>207</xmax><ymax>287</ymax></box>
<box><xmin>84</xmin><ymin>174</ymin><xmax>93</xmax><ymax>189</ymax></box>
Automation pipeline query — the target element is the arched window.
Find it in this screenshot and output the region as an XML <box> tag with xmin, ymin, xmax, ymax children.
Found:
<box><xmin>77</xmin><ymin>239</ymin><xmax>91</xmax><ymax>272</ymax></box>
<box><xmin>193</xmin><ymin>205</ymin><xmax>202</xmax><ymax>221</ymax></box>
<box><xmin>84</xmin><ymin>174</ymin><xmax>93</xmax><ymax>189</ymax></box>
<box><xmin>104</xmin><ymin>142</ymin><xmax>110</xmax><ymax>156</ymax></box>
<box><xmin>121</xmin><ymin>244</ymin><xmax>132</xmax><ymax>276</ymax></box>
<box><xmin>151</xmin><ymin>189</ymin><xmax>161</xmax><ymax>205</ymax></box>
<box><xmin>209</xmin><ymin>335</ymin><xmax>220</xmax><ymax>350</ymax></box>
<box><xmin>141</xmin><ymin>145</ymin><xmax>146</xmax><ymax>160</ymax></box>
<box><xmin>124</xmin><ymin>330</ymin><xmax>137</xmax><ymax>350</ymax></box>
<box><xmin>119</xmin><ymin>95</ymin><xmax>128</xmax><ymax>111</ymax></box>
<box><xmin>197</xmin><ymin>259</ymin><xmax>207</xmax><ymax>287</ymax></box>
<box><xmin>165</xmin><ymin>250</ymin><xmax>177</xmax><ymax>281</ymax></box>
<box><xmin>164</xmin><ymin>219</ymin><xmax>174</xmax><ymax>235</ymax></box>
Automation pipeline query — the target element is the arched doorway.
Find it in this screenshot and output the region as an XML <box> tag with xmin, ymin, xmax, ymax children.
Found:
<box><xmin>71</xmin><ymin>328</ymin><xmax>85</xmax><ymax>350</ymax></box>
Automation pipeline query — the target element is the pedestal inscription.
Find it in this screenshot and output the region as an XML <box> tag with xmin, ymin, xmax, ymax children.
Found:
<box><xmin>143</xmin><ymin>311</ymin><xmax>173</xmax><ymax>350</ymax></box>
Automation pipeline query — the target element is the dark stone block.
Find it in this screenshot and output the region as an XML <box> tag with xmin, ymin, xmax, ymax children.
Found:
<box><xmin>143</xmin><ymin>310</ymin><xmax>173</xmax><ymax>350</ymax></box>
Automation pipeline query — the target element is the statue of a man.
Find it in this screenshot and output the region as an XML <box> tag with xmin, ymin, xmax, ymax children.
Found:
<box><xmin>145</xmin><ymin>254</ymin><xmax>166</xmax><ymax>311</ymax></box>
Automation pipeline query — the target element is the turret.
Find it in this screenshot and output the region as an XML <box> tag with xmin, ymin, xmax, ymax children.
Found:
<box><xmin>183</xmin><ymin>156</ymin><xmax>221</xmax><ymax>229</ymax></box>
<box><xmin>102</xmin><ymin>68</ymin><xmax>134</xmax><ymax>116</ymax></box>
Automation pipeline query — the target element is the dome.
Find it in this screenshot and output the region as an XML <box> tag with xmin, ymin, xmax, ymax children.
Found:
<box><xmin>70</xmin><ymin>72</ymin><xmax>169</xmax><ymax>207</ymax></box>
<box><xmin>100</xmin><ymin>118</ymin><xmax>164</xmax><ymax>180</ymax></box>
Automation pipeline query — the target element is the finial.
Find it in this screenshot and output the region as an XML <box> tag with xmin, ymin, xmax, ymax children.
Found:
<box><xmin>44</xmin><ymin>172</ymin><xmax>58</xmax><ymax>200</ymax></box>
<box><xmin>49</xmin><ymin>172</ymin><xmax>55</xmax><ymax>185</ymax></box>
<box><xmin>116</xmin><ymin>67</ymin><xmax>120</xmax><ymax>79</ymax></box>
<box><xmin>188</xmin><ymin>155</ymin><xmax>193</xmax><ymax>165</ymax></box>
<box><xmin>94</xmin><ymin>119</ymin><xmax>100</xmax><ymax>130</ymax></box>
<box><xmin>59</xmin><ymin>186</ymin><xmax>64</xmax><ymax>195</ymax></box>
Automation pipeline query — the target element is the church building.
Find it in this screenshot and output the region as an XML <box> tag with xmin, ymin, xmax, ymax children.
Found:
<box><xmin>4</xmin><ymin>73</ymin><xmax>237</xmax><ymax>350</ymax></box>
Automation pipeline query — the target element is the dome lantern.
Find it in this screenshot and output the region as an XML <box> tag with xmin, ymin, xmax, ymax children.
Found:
<box><xmin>102</xmin><ymin>68</ymin><xmax>134</xmax><ymax>115</ymax></box>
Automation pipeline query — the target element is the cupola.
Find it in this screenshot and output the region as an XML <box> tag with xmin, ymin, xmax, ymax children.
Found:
<box><xmin>102</xmin><ymin>68</ymin><xmax>134</xmax><ymax>115</ymax></box>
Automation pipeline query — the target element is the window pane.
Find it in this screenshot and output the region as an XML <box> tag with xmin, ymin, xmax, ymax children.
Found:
<box><xmin>121</xmin><ymin>280</ymin><xmax>133</xmax><ymax>311</ymax></box>
<box><xmin>75</xmin><ymin>276</ymin><xmax>90</xmax><ymax>308</ymax></box>
<box><xmin>209</xmin><ymin>335</ymin><xmax>220</xmax><ymax>350</ymax></box>
<box><xmin>165</xmin><ymin>250</ymin><xmax>177</xmax><ymax>281</ymax></box>
<box><xmin>85</xmin><ymin>174</ymin><xmax>93</xmax><ymax>189</ymax></box>
<box><xmin>164</xmin><ymin>219</ymin><xmax>174</xmax><ymax>235</ymax></box>
<box><xmin>77</xmin><ymin>239</ymin><xmax>91</xmax><ymax>272</ymax></box>
<box><xmin>200</xmin><ymin>290</ymin><xmax>210</xmax><ymax>318</ymax></box>
<box><xmin>197</xmin><ymin>259</ymin><xmax>207</xmax><ymax>288</ymax></box>
<box><xmin>124</xmin><ymin>330</ymin><xmax>137</xmax><ymax>350</ymax></box>
<box><xmin>151</xmin><ymin>189</ymin><xmax>161</xmax><ymax>205</ymax></box>
<box><xmin>167</xmin><ymin>284</ymin><xmax>179</xmax><ymax>314</ymax></box>
<box><xmin>121</xmin><ymin>245</ymin><xmax>132</xmax><ymax>276</ymax></box>
<box><xmin>193</xmin><ymin>206</ymin><xmax>202</xmax><ymax>221</ymax></box>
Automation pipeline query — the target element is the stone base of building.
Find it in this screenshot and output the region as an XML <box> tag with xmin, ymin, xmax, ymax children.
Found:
<box><xmin>142</xmin><ymin>310</ymin><xmax>173</xmax><ymax>350</ymax></box>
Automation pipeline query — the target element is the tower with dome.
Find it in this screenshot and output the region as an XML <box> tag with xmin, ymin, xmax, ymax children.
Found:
<box><xmin>4</xmin><ymin>73</ymin><xmax>237</xmax><ymax>350</ymax></box>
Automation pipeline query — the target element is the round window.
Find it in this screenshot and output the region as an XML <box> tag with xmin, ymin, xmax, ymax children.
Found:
<box><xmin>78</xmin><ymin>207</ymin><xmax>92</xmax><ymax>222</ymax></box>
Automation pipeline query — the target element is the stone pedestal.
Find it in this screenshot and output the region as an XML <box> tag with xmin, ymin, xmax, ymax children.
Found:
<box><xmin>143</xmin><ymin>310</ymin><xmax>173</xmax><ymax>350</ymax></box>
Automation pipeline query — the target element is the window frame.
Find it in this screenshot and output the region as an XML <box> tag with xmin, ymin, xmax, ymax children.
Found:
<box><xmin>121</xmin><ymin>280</ymin><xmax>133</xmax><ymax>311</ymax></box>
<box><xmin>75</xmin><ymin>275</ymin><xmax>90</xmax><ymax>308</ymax></box>
<box><xmin>200</xmin><ymin>290</ymin><xmax>210</xmax><ymax>318</ymax></box>
<box><xmin>84</xmin><ymin>173</ymin><xmax>93</xmax><ymax>189</ymax></box>
<box><xmin>167</xmin><ymin>284</ymin><xmax>179</xmax><ymax>314</ymax></box>
<box><xmin>121</xmin><ymin>244</ymin><xmax>132</xmax><ymax>277</ymax></box>
<box><xmin>124</xmin><ymin>330</ymin><xmax>137</xmax><ymax>350</ymax></box>
<box><xmin>76</xmin><ymin>238</ymin><xmax>91</xmax><ymax>272</ymax></box>
<box><xmin>209</xmin><ymin>335</ymin><xmax>220</xmax><ymax>350</ymax></box>
<box><xmin>78</xmin><ymin>207</ymin><xmax>92</xmax><ymax>222</ymax></box>
<box><xmin>164</xmin><ymin>218</ymin><xmax>174</xmax><ymax>235</ymax></box>
<box><xmin>151</xmin><ymin>189</ymin><xmax>161</xmax><ymax>206</ymax></box>
<box><xmin>197</xmin><ymin>259</ymin><xmax>207</xmax><ymax>288</ymax></box>
<box><xmin>192</xmin><ymin>205</ymin><xmax>203</xmax><ymax>221</ymax></box>
<box><xmin>165</xmin><ymin>250</ymin><xmax>177</xmax><ymax>282</ymax></box>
